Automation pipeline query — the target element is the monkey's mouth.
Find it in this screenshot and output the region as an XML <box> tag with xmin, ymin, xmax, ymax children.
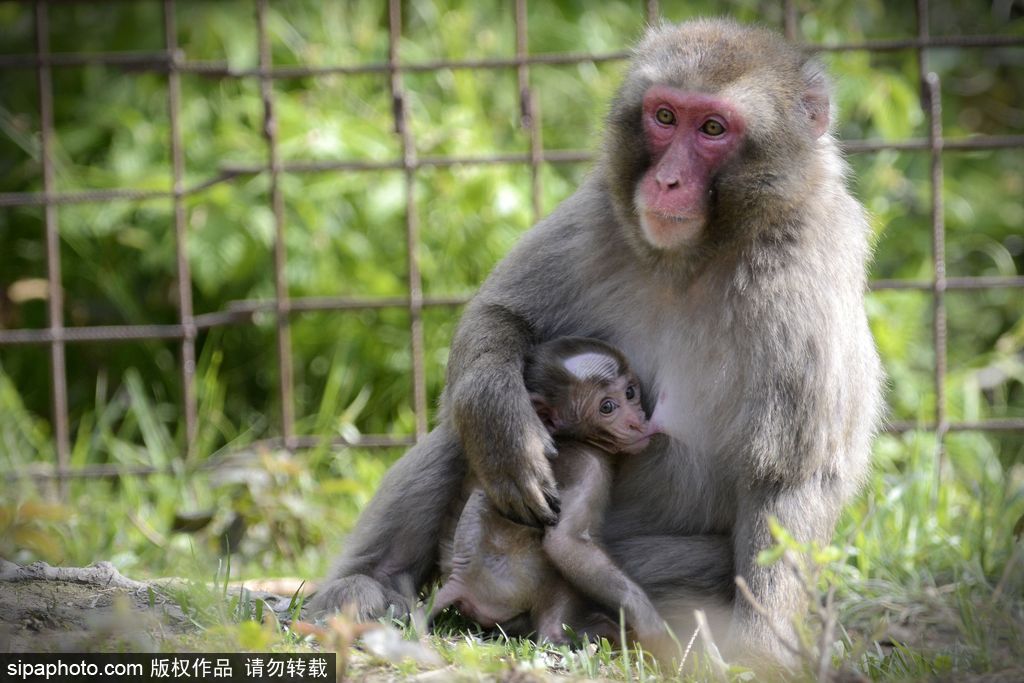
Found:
<box><xmin>639</xmin><ymin>210</ymin><xmax>705</xmax><ymax>249</ymax></box>
<box><xmin>624</xmin><ymin>435</ymin><xmax>654</xmax><ymax>453</ymax></box>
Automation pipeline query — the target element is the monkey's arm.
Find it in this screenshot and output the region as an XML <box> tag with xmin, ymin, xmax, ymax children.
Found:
<box><xmin>442</xmin><ymin>190</ymin><xmax>604</xmax><ymax>527</ymax></box>
<box><xmin>446</xmin><ymin>300</ymin><xmax>560</xmax><ymax>527</ymax></box>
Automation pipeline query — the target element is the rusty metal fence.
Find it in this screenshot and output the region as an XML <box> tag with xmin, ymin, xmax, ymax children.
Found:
<box><xmin>1</xmin><ymin>0</ymin><xmax>1022</xmax><ymax>495</ymax></box>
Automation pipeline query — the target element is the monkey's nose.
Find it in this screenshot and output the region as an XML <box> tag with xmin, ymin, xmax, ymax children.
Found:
<box><xmin>656</xmin><ymin>175</ymin><xmax>681</xmax><ymax>191</ymax></box>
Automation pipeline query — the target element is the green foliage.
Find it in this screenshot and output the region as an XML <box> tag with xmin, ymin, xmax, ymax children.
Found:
<box><xmin>0</xmin><ymin>1</ymin><xmax>1022</xmax><ymax>679</ymax></box>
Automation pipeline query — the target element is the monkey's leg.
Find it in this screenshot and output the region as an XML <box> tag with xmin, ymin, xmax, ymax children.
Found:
<box><xmin>543</xmin><ymin>525</ymin><xmax>679</xmax><ymax>662</ymax></box>
<box><xmin>607</xmin><ymin>534</ymin><xmax>735</xmax><ymax>601</ymax></box>
<box><xmin>606</xmin><ymin>534</ymin><xmax>735</xmax><ymax>653</ymax></box>
<box><xmin>572</xmin><ymin>610</ymin><xmax>622</xmax><ymax>646</ymax></box>
<box><xmin>532</xmin><ymin>581</ymin><xmax>579</xmax><ymax>645</ymax></box>
<box><xmin>309</xmin><ymin>425</ymin><xmax>466</xmax><ymax>620</ymax></box>
<box><xmin>544</xmin><ymin>531</ymin><xmax>683</xmax><ymax>666</ymax></box>
<box><xmin>426</xmin><ymin>490</ymin><xmax>490</xmax><ymax>626</ymax></box>
<box><xmin>426</xmin><ymin>581</ymin><xmax>458</xmax><ymax>626</ymax></box>
<box><xmin>728</xmin><ymin>484</ymin><xmax>839</xmax><ymax>666</ymax></box>
<box><xmin>535</xmin><ymin>588</ymin><xmax>621</xmax><ymax>647</ymax></box>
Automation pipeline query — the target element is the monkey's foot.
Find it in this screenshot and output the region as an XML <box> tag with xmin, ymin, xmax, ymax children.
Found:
<box><xmin>307</xmin><ymin>574</ymin><xmax>411</xmax><ymax>621</ymax></box>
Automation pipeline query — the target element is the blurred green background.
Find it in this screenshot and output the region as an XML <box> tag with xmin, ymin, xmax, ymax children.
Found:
<box><xmin>0</xmin><ymin>0</ymin><xmax>1022</xmax><ymax>651</ymax></box>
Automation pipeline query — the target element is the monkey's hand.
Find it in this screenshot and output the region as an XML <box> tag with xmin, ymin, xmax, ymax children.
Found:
<box><xmin>449</xmin><ymin>366</ymin><xmax>560</xmax><ymax>527</ymax></box>
<box><xmin>482</xmin><ymin>421</ymin><xmax>561</xmax><ymax>528</ymax></box>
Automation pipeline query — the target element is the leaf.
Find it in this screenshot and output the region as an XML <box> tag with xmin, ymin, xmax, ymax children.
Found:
<box><xmin>812</xmin><ymin>545</ymin><xmax>843</xmax><ymax>565</ymax></box>
<box><xmin>767</xmin><ymin>516</ymin><xmax>796</xmax><ymax>547</ymax></box>
<box><xmin>16</xmin><ymin>500</ymin><xmax>69</xmax><ymax>521</ymax></box>
<box><xmin>757</xmin><ymin>545</ymin><xmax>786</xmax><ymax>566</ymax></box>
<box><xmin>171</xmin><ymin>510</ymin><xmax>215</xmax><ymax>533</ymax></box>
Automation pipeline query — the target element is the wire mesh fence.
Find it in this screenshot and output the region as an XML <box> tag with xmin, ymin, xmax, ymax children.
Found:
<box><xmin>1</xmin><ymin>0</ymin><xmax>1022</xmax><ymax>496</ymax></box>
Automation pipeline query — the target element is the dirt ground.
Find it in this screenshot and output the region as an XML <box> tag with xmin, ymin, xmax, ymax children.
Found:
<box><xmin>0</xmin><ymin>560</ymin><xmax>454</xmax><ymax>680</ymax></box>
<box><xmin>0</xmin><ymin>560</ymin><xmax>293</xmax><ymax>652</ymax></box>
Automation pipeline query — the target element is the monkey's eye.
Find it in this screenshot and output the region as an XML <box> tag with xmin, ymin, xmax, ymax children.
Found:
<box><xmin>625</xmin><ymin>385</ymin><xmax>637</xmax><ymax>401</ymax></box>
<box><xmin>700</xmin><ymin>119</ymin><xmax>726</xmax><ymax>136</ymax></box>
<box><xmin>655</xmin><ymin>108</ymin><xmax>676</xmax><ymax>126</ymax></box>
<box><xmin>600</xmin><ymin>399</ymin><xmax>617</xmax><ymax>415</ymax></box>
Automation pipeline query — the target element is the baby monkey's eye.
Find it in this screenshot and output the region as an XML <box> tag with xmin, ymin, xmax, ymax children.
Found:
<box><xmin>625</xmin><ymin>385</ymin><xmax>637</xmax><ymax>401</ymax></box>
<box><xmin>600</xmin><ymin>399</ymin><xmax>617</xmax><ymax>415</ymax></box>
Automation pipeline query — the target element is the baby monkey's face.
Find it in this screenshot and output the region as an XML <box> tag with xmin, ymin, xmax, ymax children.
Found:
<box><xmin>573</xmin><ymin>369</ymin><xmax>657</xmax><ymax>455</ymax></box>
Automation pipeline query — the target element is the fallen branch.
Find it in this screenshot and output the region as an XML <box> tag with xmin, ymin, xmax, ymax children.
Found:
<box><xmin>0</xmin><ymin>560</ymin><xmax>149</xmax><ymax>591</ymax></box>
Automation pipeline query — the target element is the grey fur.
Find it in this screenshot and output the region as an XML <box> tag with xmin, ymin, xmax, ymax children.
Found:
<box><xmin>310</xmin><ymin>18</ymin><xmax>882</xmax><ymax>664</ymax></box>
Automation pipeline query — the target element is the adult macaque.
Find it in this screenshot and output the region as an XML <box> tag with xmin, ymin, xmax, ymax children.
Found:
<box><xmin>311</xmin><ymin>18</ymin><xmax>882</xmax><ymax>664</ymax></box>
<box><xmin>431</xmin><ymin>337</ymin><xmax>671</xmax><ymax>656</ymax></box>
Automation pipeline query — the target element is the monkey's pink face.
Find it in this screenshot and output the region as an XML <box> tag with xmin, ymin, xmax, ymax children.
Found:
<box><xmin>635</xmin><ymin>85</ymin><xmax>746</xmax><ymax>249</ymax></box>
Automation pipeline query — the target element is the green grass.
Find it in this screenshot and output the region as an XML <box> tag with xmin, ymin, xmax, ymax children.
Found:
<box><xmin>3</xmin><ymin>399</ymin><xmax>1021</xmax><ymax>680</ymax></box>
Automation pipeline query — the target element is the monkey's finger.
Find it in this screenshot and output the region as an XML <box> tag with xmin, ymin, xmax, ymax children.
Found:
<box><xmin>542</xmin><ymin>484</ymin><xmax>561</xmax><ymax>520</ymax></box>
<box><xmin>488</xmin><ymin>483</ymin><xmax>541</xmax><ymax>528</ymax></box>
<box><xmin>544</xmin><ymin>493</ymin><xmax>561</xmax><ymax>518</ymax></box>
<box><xmin>506</xmin><ymin>503</ymin><xmax>543</xmax><ymax>528</ymax></box>
<box><xmin>520</xmin><ymin>495</ymin><xmax>553</xmax><ymax>528</ymax></box>
<box><xmin>525</xmin><ymin>479</ymin><xmax>559</xmax><ymax>527</ymax></box>
<box><xmin>495</xmin><ymin>480</ymin><xmax>553</xmax><ymax>528</ymax></box>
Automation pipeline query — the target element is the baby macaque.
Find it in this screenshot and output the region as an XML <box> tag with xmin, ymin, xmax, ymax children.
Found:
<box><xmin>431</xmin><ymin>337</ymin><xmax>674</xmax><ymax>658</ymax></box>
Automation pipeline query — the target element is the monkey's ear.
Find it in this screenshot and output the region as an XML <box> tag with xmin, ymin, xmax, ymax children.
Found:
<box><xmin>801</xmin><ymin>60</ymin><xmax>831</xmax><ymax>139</ymax></box>
<box><xmin>529</xmin><ymin>393</ymin><xmax>560</xmax><ymax>435</ymax></box>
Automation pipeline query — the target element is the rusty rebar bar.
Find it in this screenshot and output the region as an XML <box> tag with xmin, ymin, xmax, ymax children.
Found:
<box><xmin>33</xmin><ymin>1</ymin><xmax>70</xmax><ymax>498</ymax></box>
<box><xmin>783</xmin><ymin>0</ymin><xmax>798</xmax><ymax>41</ymax></box>
<box><xmin>917</xmin><ymin>0</ymin><xmax>949</xmax><ymax>502</ymax></box>
<box><xmin>256</xmin><ymin>0</ymin><xmax>296</xmax><ymax>450</ymax></box>
<box><xmin>2</xmin><ymin>28</ymin><xmax>1021</xmax><ymax>73</ymax></box>
<box><xmin>164</xmin><ymin>0</ymin><xmax>198</xmax><ymax>456</ymax></box>
<box><xmin>516</xmin><ymin>0</ymin><xmax>544</xmax><ymax>223</ymax></box>
<box><xmin>387</xmin><ymin>0</ymin><xmax>428</xmax><ymax>440</ymax></box>
<box><xmin>3</xmin><ymin>434</ymin><xmax>415</xmax><ymax>482</ymax></box>
<box><xmin>4</xmin><ymin>133</ymin><xmax>1021</xmax><ymax>209</ymax></box>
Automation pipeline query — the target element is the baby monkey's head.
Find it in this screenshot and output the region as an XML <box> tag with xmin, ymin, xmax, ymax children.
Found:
<box><xmin>524</xmin><ymin>337</ymin><xmax>657</xmax><ymax>455</ymax></box>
